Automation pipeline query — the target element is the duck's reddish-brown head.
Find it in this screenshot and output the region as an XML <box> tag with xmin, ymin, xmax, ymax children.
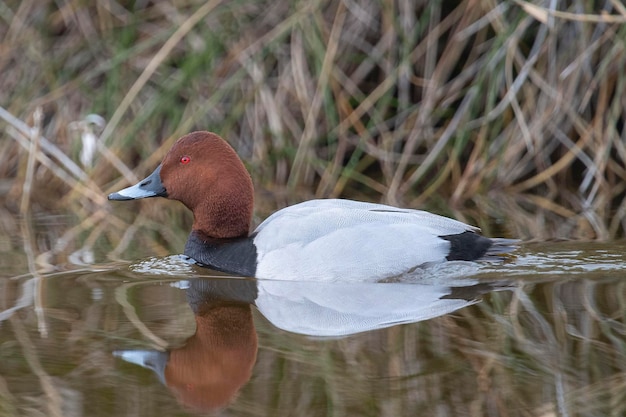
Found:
<box><xmin>108</xmin><ymin>131</ymin><xmax>254</xmax><ymax>238</ymax></box>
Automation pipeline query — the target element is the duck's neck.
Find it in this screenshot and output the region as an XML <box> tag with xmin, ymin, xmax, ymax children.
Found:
<box><xmin>192</xmin><ymin>200</ymin><xmax>250</xmax><ymax>238</ymax></box>
<box><xmin>191</xmin><ymin>173</ymin><xmax>254</xmax><ymax>239</ymax></box>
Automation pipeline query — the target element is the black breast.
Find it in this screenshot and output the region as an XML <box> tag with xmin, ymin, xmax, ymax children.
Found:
<box><xmin>184</xmin><ymin>230</ymin><xmax>258</xmax><ymax>277</ymax></box>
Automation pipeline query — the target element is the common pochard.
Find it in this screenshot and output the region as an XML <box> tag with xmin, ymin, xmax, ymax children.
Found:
<box><xmin>108</xmin><ymin>131</ymin><xmax>516</xmax><ymax>281</ymax></box>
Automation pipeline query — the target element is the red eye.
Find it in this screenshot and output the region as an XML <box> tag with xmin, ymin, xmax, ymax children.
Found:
<box><xmin>180</xmin><ymin>156</ymin><xmax>191</xmax><ymax>164</ymax></box>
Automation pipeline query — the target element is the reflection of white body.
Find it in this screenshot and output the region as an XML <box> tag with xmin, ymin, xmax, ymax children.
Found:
<box><xmin>130</xmin><ymin>256</ymin><xmax>496</xmax><ymax>337</ymax></box>
<box><xmin>255</xmin><ymin>279</ymin><xmax>482</xmax><ymax>337</ymax></box>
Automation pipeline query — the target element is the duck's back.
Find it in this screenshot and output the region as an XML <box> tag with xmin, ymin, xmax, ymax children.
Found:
<box><xmin>252</xmin><ymin>199</ymin><xmax>487</xmax><ymax>281</ymax></box>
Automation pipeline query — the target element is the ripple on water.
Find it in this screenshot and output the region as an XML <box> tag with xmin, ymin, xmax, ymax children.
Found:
<box><xmin>477</xmin><ymin>240</ymin><xmax>626</xmax><ymax>280</ymax></box>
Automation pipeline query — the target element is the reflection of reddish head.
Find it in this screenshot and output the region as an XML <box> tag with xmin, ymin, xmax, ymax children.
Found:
<box><xmin>164</xmin><ymin>304</ymin><xmax>258</xmax><ymax>413</ymax></box>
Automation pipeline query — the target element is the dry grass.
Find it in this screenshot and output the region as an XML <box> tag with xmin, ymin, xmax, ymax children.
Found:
<box><xmin>1</xmin><ymin>0</ymin><xmax>626</xmax><ymax>265</ymax></box>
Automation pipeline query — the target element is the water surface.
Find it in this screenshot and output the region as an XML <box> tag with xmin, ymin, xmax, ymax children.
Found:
<box><xmin>2</xmin><ymin>220</ymin><xmax>626</xmax><ymax>416</ymax></box>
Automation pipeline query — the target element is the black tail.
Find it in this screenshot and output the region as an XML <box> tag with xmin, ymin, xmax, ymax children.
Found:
<box><xmin>440</xmin><ymin>231</ymin><xmax>519</xmax><ymax>261</ymax></box>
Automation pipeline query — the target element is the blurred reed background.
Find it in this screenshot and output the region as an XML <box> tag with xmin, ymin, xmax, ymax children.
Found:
<box><xmin>2</xmin><ymin>0</ymin><xmax>626</xmax><ymax>266</ymax></box>
<box><xmin>4</xmin><ymin>3</ymin><xmax>626</xmax><ymax>417</ymax></box>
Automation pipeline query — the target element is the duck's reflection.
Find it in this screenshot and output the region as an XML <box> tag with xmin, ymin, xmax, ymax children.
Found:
<box><xmin>115</xmin><ymin>277</ymin><xmax>508</xmax><ymax>413</ymax></box>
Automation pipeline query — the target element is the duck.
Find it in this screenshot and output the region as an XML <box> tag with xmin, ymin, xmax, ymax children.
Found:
<box><xmin>108</xmin><ymin>131</ymin><xmax>516</xmax><ymax>281</ymax></box>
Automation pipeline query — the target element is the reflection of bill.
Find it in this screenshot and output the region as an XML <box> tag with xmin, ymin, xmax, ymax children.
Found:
<box><xmin>115</xmin><ymin>277</ymin><xmax>508</xmax><ymax>412</ymax></box>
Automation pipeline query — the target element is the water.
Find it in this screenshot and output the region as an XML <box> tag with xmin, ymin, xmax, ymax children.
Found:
<box><xmin>2</xmin><ymin>215</ymin><xmax>626</xmax><ymax>416</ymax></box>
